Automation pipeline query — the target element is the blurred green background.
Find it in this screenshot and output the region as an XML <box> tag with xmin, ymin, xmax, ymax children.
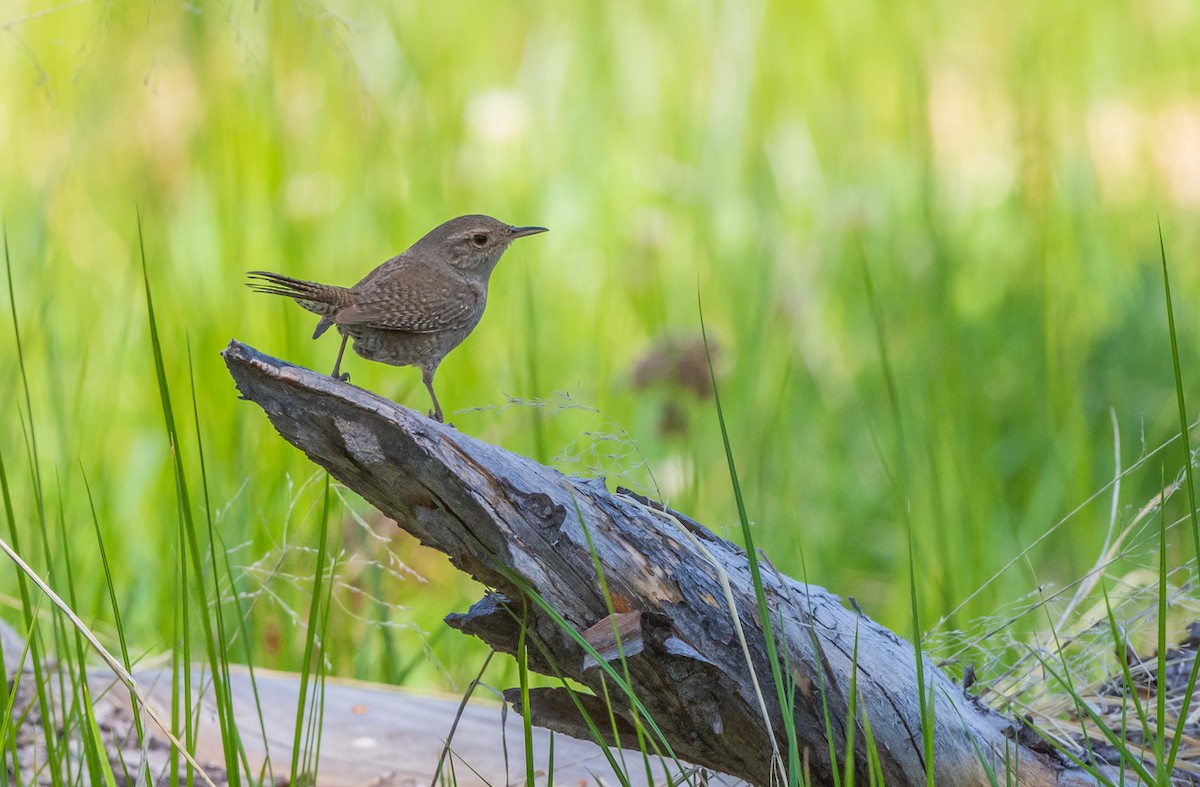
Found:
<box><xmin>3</xmin><ymin>0</ymin><xmax>1199</xmax><ymax>690</ymax></box>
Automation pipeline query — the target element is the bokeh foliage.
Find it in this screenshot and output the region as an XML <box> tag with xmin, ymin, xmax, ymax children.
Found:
<box><xmin>3</xmin><ymin>0</ymin><xmax>1199</xmax><ymax>688</ymax></box>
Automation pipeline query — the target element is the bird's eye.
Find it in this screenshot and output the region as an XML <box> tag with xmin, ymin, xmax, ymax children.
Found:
<box><xmin>471</xmin><ymin>233</ymin><xmax>488</xmax><ymax>247</ymax></box>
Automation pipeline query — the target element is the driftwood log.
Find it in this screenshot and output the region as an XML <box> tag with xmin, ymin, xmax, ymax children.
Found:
<box><xmin>224</xmin><ymin>340</ymin><xmax>1106</xmax><ymax>787</ymax></box>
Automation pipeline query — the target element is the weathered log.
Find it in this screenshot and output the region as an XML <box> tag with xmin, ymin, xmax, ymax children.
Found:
<box><xmin>223</xmin><ymin>339</ymin><xmax>1106</xmax><ymax>786</ymax></box>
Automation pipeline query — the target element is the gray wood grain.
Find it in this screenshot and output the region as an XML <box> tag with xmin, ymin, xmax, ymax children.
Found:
<box><xmin>224</xmin><ymin>339</ymin><xmax>1103</xmax><ymax>787</ymax></box>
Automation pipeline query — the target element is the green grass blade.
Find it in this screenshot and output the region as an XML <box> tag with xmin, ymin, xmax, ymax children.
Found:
<box><xmin>521</xmin><ymin>629</ymin><xmax>634</xmax><ymax>787</ymax></box>
<box><xmin>860</xmin><ymin>249</ymin><xmax>934</xmax><ymax>785</ymax></box>
<box><xmin>1156</xmin><ymin>219</ymin><xmax>1200</xmax><ymax>557</ymax></box>
<box><xmin>138</xmin><ymin>214</ymin><xmax>243</xmax><ymax>783</ymax></box>
<box><xmin>2</xmin><ymin>229</ymin><xmax>64</xmax><ymax>787</ymax></box>
<box><xmin>1018</xmin><ymin>649</ymin><xmax>1130</xmax><ymax>786</ymax></box>
<box><xmin>5</xmin><ymin>227</ymin><xmax>46</xmax><ymax>532</ymax></box>
<box><xmin>216</xmin><ymin>538</ymin><xmax>277</xmax><ymax>785</ymax></box>
<box><xmin>1098</xmin><ymin>583</ymin><xmax>1152</xmax><ymax>775</ymax></box>
<box><xmin>301</xmin><ymin>565</ymin><xmax>334</xmax><ymax>786</ymax></box>
<box><xmin>860</xmin><ymin>702</ymin><xmax>885</xmax><ymax>787</ymax></box>
<box><xmin>517</xmin><ymin>601</ymin><xmax>536</xmax><ymax>787</ymax></box>
<box><xmin>843</xmin><ymin>621</ymin><xmax>859</xmax><ymax>786</ymax></box>
<box><xmin>1157</xmin><ymin>220</ymin><xmax>1200</xmax><ymax>777</ymax></box>
<box><xmin>81</xmin><ymin>694</ymin><xmax>119</xmax><ymax>787</ymax></box>
<box><xmin>185</xmin><ymin>342</ymin><xmax>256</xmax><ymax>783</ymax></box>
<box><xmin>0</xmin><ymin>533</ymin><xmax>220</xmax><ymax>787</ymax></box>
<box><xmin>1154</xmin><ymin>466</ymin><xmax>1167</xmax><ymax>783</ymax></box>
<box><xmin>939</xmin><ymin>687</ymin><xmax>1001</xmax><ymax>787</ymax></box>
<box><xmin>495</xmin><ymin>568</ymin><xmax>684</xmax><ymax>771</ymax></box>
<box><xmin>290</xmin><ymin>474</ymin><xmax>334</xmax><ymax>786</ymax></box>
<box><xmin>597</xmin><ymin>677</ymin><xmax>634</xmax><ymax>779</ymax></box>
<box><xmin>1</xmin><ymin>618</ymin><xmax>39</xmax><ymax>786</ymax></box>
<box><xmin>82</xmin><ymin>466</ymin><xmax>152</xmax><ymax>784</ymax></box>
<box><xmin>1029</xmin><ymin>586</ymin><xmax>1137</xmax><ymax>784</ymax></box>
<box><xmin>698</xmin><ymin>290</ymin><xmax>797</xmax><ymax>784</ymax></box>
<box><xmin>575</xmin><ymin>500</ymin><xmax>656</xmax><ymax>782</ymax></box>
<box><xmin>430</xmin><ymin>651</ymin><xmax>494</xmax><ymax>787</ymax></box>
<box><xmin>81</xmin><ymin>467</ymin><xmax>139</xmax><ymax>674</ymax></box>
<box><xmin>55</xmin><ymin>480</ymin><xmax>113</xmax><ymax>786</ymax></box>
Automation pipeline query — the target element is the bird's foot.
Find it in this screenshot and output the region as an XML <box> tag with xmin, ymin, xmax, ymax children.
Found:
<box><xmin>332</xmin><ymin>372</ymin><xmax>350</xmax><ymax>382</ymax></box>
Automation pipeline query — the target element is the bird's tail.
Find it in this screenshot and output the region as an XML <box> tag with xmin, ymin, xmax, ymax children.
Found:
<box><xmin>246</xmin><ymin>271</ymin><xmax>353</xmax><ymax>317</ymax></box>
<box><xmin>247</xmin><ymin>271</ymin><xmax>354</xmax><ymax>339</ymax></box>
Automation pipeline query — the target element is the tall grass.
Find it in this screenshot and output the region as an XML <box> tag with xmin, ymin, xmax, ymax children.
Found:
<box><xmin>1156</xmin><ymin>222</ymin><xmax>1200</xmax><ymax>777</ymax></box>
<box><xmin>1</xmin><ymin>0</ymin><xmax>1199</xmax><ymax>710</ymax></box>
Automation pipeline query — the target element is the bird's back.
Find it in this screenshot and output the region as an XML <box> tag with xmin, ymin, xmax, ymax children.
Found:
<box><xmin>340</xmin><ymin>251</ymin><xmax>485</xmax><ymax>335</ymax></box>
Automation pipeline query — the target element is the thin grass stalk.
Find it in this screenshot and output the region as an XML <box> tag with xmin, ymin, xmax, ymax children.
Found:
<box><xmin>303</xmin><ymin>562</ymin><xmax>334</xmax><ymax>786</ymax></box>
<box><xmin>698</xmin><ymin>293</ymin><xmax>795</xmax><ymax>785</ymax></box>
<box><xmin>517</xmin><ymin>599</ymin><xmax>536</xmax><ymax>787</ymax></box>
<box><xmin>792</xmin><ymin>549</ymin><xmax>842</xmax><ymax>787</ymax></box>
<box><xmin>36</xmin><ymin>493</ymin><xmax>76</xmax><ymax>783</ymax></box>
<box><xmin>503</xmin><ymin>676</ymin><xmax>511</xmax><ymax>786</ymax></box>
<box><xmin>859</xmin><ymin>250</ymin><xmax>935</xmax><ymax>786</ymax></box>
<box><xmin>859</xmin><ymin>703</ymin><xmax>883</xmax><ymax>787</ymax></box>
<box><xmin>139</xmin><ymin>216</ymin><xmax>244</xmax><ymax>783</ymax></box>
<box><xmin>772</xmin><ymin>609</ymin><xmax>807</xmax><ymax>787</ymax></box>
<box><xmin>0</xmin><ymin>610</ymin><xmax>27</xmax><ymax>786</ymax></box>
<box><xmin>80</xmin><ymin>699</ymin><xmax>119</xmax><ymax>787</ymax></box>
<box><xmin>1037</xmin><ymin>592</ymin><xmax>1107</xmax><ymax>775</ymax></box>
<box><xmin>1022</xmin><ymin>624</ymin><xmax>1136</xmax><ymax>785</ymax></box>
<box><xmin>1155</xmin><ymin>466</ymin><xmax>1168</xmax><ymax>783</ymax></box>
<box><xmin>0</xmin><ymin>536</ymin><xmax>219</xmax><ymax>786</ymax></box>
<box><xmin>430</xmin><ymin>651</ymin><xmax>494</xmax><ymax>787</ymax></box>
<box><xmin>82</xmin><ymin>468</ymin><xmax>154</xmax><ymax>783</ymax></box>
<box><xmin>1055</xmin><ymin>411</ymin><xmax>1124</xmax><ymax>636</ymax></box>
<box><xmin>596</xmin><ymin>677</ymin><xmax>632</xmax><ymax>778</ymax></box>
<box><xmin>170</xmin><ymin>531</ymin><xmax>183</xmax><ymax>787</ymax></box>
<box><xmin>186</xmin><ymin>346</ymin><xmax>256</xmax><ymax>783</ymax></box>
<box><xmin>940</xmin><ymin>689</ymin><xmax>1001</xmax><ymax>787</ymax></box>
<box><xmin>179</xmin><ymin>497</ymin><xmax>197</xmax><ymax>787</ymax></box>
<box><xmin>843</xmin><ymin>622</ymin><xmax>859</xmax><ymax>787</ymax></box>
<box><xmin>217</xmin><ymin>540</ymin><xmax>277</xmax><ymax>786</ymax></box>
<box><xmin>496</xmin><ymin>568</ymin><xmax>685</xmax><ymax>774</ymax></box>
<box><xmin>575</xmin><ymin>501</ymin><xmax>656</xmax><ymax>781</ymax></box>
<box><xmin>521</xmin><ymin>623</ymin><xmax>634</xmax><ymax>787</ymax></box>
<box><xmin>289</xmin><ymin>475</ymin><xmax>334</xmax><ymax>787</ymax></box>
<box><xmin>811</xmin><ymin>624</ymin><xmax>842</xmax><ymax>787</ymax></box>
<box><xmin>2</xmin><ymin>230</ymin><xmax>65</xmax><ymax>786</ymax></box>
<box><xmin>54</xmin><ymin>483</ymin><xmax>111</xmax><ymax>785</ymax></box>
<box><xmin>4</xmin><ymin>230</ymin><xmax>46</xmax><ymax>544</ymax></box>
<box><xmin>37</xmin><ymin>496</ymin><xmax>76</xmax><ymax>787</ymax></box>
<box><xmin>1099</xmin><ymin>584</ymin><xmax>1153</xmax><ymax>774</ymax></box>
<box><xmin>2</xmin><ymin>614</ymin><xmax>38</xmax><ymax>719</ymax></box>
<box><xmin>631</xmin><ymin>496</ymin><xmax>776</xmax><ymax>776</ymax></box>
<box><xmin>1018</xmin><ymin>654</ymin><xmax>1128</xmax><ymax>787</ymax></box>
<box><xmin>1158</xmin><ymin>220</ymin><xmax>1200</xmax><ymax>777</ymax></box>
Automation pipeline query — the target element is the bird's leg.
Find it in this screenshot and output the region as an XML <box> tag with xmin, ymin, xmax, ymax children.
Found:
<box><xmin>330</xmin><ymin>333</ymin><xmax>350</xmax><ymax>382</ymax></box>
<box><xmin>422</xmin><ymin>367</ymin><xmax>444</xmax><ymax>423</ymax></box>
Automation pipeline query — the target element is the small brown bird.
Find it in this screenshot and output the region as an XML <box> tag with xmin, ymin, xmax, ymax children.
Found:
<box><xmin>247</xmin><ymin>214</ymin><xmax>547</xmax><ymax>422</ymax></box>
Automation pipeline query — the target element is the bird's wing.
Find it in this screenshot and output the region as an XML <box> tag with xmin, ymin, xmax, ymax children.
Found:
<box><xmin>336</xmin><ymin>257</ymin><xmax>482</xmax><ymax>333</ymax></box>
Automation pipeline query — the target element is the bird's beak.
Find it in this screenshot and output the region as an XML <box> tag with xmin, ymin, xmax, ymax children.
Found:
<box><xmin>508</xmin><ymin>225</ymin><xmax>549</xmax><ymax>239</ymax></box>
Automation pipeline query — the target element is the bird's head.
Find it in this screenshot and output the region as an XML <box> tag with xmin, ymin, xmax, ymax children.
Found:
<box><xmin>417</xmin><ymin>214</ymin><xmax>548</xmax><ymax>280</ymax></box>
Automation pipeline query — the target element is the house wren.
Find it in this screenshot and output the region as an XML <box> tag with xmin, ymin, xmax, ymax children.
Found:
<box><xmin>247</xmin><ymin>214</ymin><xmax>547</xmax><ymax>422</ymax></box>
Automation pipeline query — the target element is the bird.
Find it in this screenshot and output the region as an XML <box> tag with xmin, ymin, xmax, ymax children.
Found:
<box><xmin>247</xmin><ymin>214</ymin><xmax>547</xmax><ymax>422</ymax></box>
